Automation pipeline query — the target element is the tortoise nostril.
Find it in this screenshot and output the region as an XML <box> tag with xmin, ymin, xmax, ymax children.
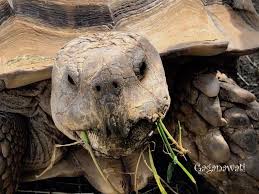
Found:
<box><xmin>95</xmin><ymin>85</ymin><xmax>101</xmax><ymax>92</ymax></box>
<box><xmin>112</xmin><ymin>81</ymin><xmax>118</xmax><ymax>89</ymax></box>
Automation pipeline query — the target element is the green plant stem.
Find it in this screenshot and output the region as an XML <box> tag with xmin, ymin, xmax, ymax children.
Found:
<box><xmin>149</xmin><ymin>147</ymin><xmax>167</xmax><ymax>194</ymax></box>
<box><xmin>176</xmin><ymin>160</ymin><xmax>196</xmax><ymax>184</ymax></box>
<box><xmin>156</xmin><ymin>123</ymin><xmax>171</xmax><ymax>154</ymax></box>
<box><xmin>158</xmin><ymin>122</ymin><xmax>177</xmax><ymax>162</ymax></box>
<box><xmin>142</xmin><ymin>151</ymin><xmax>178</xmax><ymax>194</ymax></box>
<box><xmin>159</xmin><ymin>119</ymin><xmax>187</xmax><ymax>154</ymax></box>
<box><xmin>80</xmin><ymin>131</ymin><xmax>120</xmax><ymax>193</ymax></box>
<box><xmin>178</xmin><ymin>121</ymin><xmax>183</xmax><ymax>148</ymax></box>
<box><xmin>156</xmin><ymin>120</ymin><xmax>196</xmax><ymax>185</ymax></box>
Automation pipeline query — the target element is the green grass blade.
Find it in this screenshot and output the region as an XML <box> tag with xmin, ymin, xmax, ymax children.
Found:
<box><xmin>156</xmin><ymin>119</ymin><xmax>196</xmax><ymax>185</ymax></box>
<box><xmin>80</xmin><ymin>131</ymin><xmax>89</xmax><ymax>144</ymax></box>
<box><xmin>149</xmin><ymin>147</ymin><xmax>167</xmax><ymax>194</ymax></box>
<box><xmin>157</xmin><ymin>122</ymin><xmax>177</xmax><ymax>162</ymax></box>
<box><xmin>156</xmin><ymin>123</ymin><xmax>171</xmax><ymax>155</ymax></box>
<box><xmin>176</xmin><ymin>160</ymin><xmax>196</xmax><ymax>185</ymax></box>
<box><xmin>167</xmin><ymin>162</ymin><xmax>175</xmax><ymax>183</ymax></box>
<box><xmin>158</xmin><ymin>119</ymin><xmax>177</xmax><ymax>145</ymax></box>
<box><xmin>80</xmin><ymin>131</ymin><xmax>121</xmax><ymax>193</ymax></box>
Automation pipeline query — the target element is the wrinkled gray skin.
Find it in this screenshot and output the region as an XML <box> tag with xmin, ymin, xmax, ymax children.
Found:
<box><xmin>51</xmin><ymin>32</ymin><xmax>170</xmax><ymax>157</ymax></box>
<box><xmin>0</xmin><ymin>32</ymin><xmax>170</xmax><ymax>194</ymax></box>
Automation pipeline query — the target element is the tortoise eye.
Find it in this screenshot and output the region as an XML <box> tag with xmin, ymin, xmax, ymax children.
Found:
<box><xmin>67</xmin><ymin>74</ymin><xmax>76</xmax><ymax>86</ymax></box>
<box><xmin>134</xmin><ymin>61</ymin><xmax>147</xmax><ymax>81</ymax></box>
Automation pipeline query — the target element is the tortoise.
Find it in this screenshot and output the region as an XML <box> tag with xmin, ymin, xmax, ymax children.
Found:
<box><xmin>0</xmin><ymin>0</ymin><xmax>259</xmax><ymax>193</ymax></box>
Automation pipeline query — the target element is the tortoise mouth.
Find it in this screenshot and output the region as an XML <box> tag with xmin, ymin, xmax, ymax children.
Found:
<box><xmin>76</xmin><ymin>119</ymin><xmax>155</xmax><ymax>158</ymax></box>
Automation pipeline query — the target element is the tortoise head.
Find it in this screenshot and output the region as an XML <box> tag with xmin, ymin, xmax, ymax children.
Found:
<box><xmin>51</xmin><ymin>32</ymin><xmax>170</xmax><ymax>158</ymax></box>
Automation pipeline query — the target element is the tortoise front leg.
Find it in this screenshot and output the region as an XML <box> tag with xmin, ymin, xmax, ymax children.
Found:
<box><xmin>73</xmin><ymin>148</ymin><xmax>130</xmax><ymax>194</ymax></box>
<box><xmin>171</xmin><ymin>71</ymin><xmax>259</xmax><ymax>194</ymax></box>
<box><xmin>0</xmin><ymin>112</ymin><xmax>27</xmax><ymax>194</ymax></box>
<box><xmin>122</xmin><ymin>150</ymin><xmax>153</xmax><ymax>192</ymax></box>
<box><xmin>72</xmin><ymin>148</ymin><xmax>153</xmax><ymax>194</ymax></box>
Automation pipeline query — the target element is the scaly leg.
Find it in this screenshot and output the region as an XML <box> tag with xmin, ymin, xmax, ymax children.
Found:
<box><xmin>0</xmin><ymin>112</ymin><xmax>27</xmax><ymax>194</ymax></box>
<box><xmin>171</xmin><ymin>71</ymin><xmax>259</xmax><ymax>194</ymax></box>
<box><xmin>72</xmin><ymin>148</ymin><xmax>130</xmax><ymax>194</ymax></box>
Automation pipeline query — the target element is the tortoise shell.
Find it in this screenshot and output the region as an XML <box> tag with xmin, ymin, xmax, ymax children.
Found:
<box><xmin>0</xmin><ymin>0</ymin><xmax>259</xmax><ymax>88</ymax></box>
